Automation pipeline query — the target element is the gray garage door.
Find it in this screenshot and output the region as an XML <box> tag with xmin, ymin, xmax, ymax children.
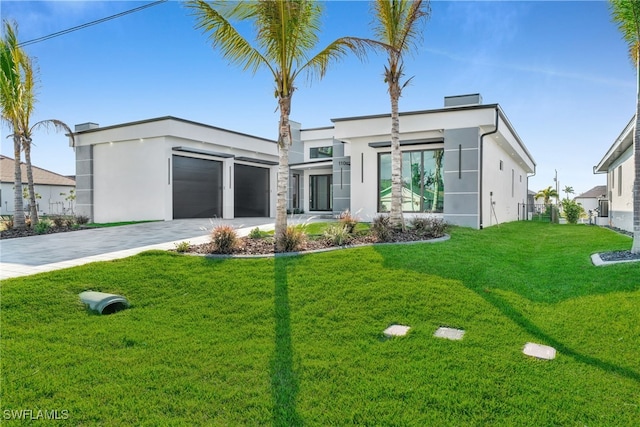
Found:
<box><xmin>172</xmin><ymin>155</ymin><xmax>222</xmax><ymax>219</ymax></box>
<box><xmin>234</xmin><ymin>164</ymin><xmax>269</xmax><ymax>217</ymax></box>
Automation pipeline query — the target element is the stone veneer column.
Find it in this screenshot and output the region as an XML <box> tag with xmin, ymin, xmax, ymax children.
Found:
<box><xmin>75</xmin><ymin>145</ymin><xmax>93</xmax><ymax>221</ymax></box>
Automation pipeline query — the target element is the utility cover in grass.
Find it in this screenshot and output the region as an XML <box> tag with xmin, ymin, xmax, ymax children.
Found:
<box><xmin>523</xmin><ymin>342</ymin><xmax>556</xmax><ymax>360</ymax></box>
<box><xmin>433</xmin><ymin>327</ymin><xmax>465</xmax><ymax>341</ymax></box>
<box><xmin>383</xmin><ymin>325</ymin><xmax>410</xmax><ymax>337</ymax></box>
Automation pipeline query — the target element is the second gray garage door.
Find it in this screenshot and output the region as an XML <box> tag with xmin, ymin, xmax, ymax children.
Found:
<box><xmin>234</xmin><ymin>164</ymin><xmax>269</xmax><ymax>217</ymax></box>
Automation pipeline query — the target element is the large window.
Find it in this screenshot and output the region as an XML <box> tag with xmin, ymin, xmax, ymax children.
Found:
<box><xmin>310</xmin><ymin>146</ymin><xmax>333</xmax><ymax>159</ymax></box>
<box><xmin>378</xmin><ymin>149</ymin><xmax>444</xmax><ymax>213</ymax></box>
<box><xmin>310</xmin><ymin>174</ymin><xmax>332</xmax><ymax>211</ymax></box>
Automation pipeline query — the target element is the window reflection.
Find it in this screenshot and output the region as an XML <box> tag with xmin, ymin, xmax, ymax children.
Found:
<box><xmin>378</xmin><ymin>149</ymin><xmax>444</xmax><ymax>213</ymax></box>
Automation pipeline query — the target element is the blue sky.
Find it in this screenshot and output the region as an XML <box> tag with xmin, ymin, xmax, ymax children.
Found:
<box><xmin>1</xmin><ymin>0</ymin><xmax>635</xmax><ymax>198</ymax></box>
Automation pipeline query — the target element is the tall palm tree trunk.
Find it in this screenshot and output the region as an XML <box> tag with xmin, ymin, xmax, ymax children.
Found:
<box><xmin>24</xmin><ymin>140</ymin><xmax>39</xmax><ymax>225</ymax></box>
<box><xmin>275</xmin><ymin>95</ymin><xmax>292</xmax><ymax>251</ymax></box>
<box><xmin>431</xmin><ymin>151</ymin><xmax>443</xmax><ymax>212</ymax></box>
<box><xmin>389</xmin><ymin>82</ymin><xmax>404</xmax><ymax>229</ymax></box>
<box><xmin>12</xmin><ymin>134</ymin><xmax>25</xmax><ymax>229</ymax></box>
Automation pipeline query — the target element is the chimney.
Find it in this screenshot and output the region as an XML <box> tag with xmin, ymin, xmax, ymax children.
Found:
<box><xmin>74</xmin><ymin>122</ymin><xmax>99</xmax><ymax>132</ymax></box>
<box><xmin>444</xmin><ymin>94</ymin><xmax>482</xmax><ymax>107</ymax></box>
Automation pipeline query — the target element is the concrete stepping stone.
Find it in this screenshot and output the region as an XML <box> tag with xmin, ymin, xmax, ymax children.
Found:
<box><xmin>383</xmin><ymin>324</ymin><xmax>410</xmax><ymax>337</ymax></box>
<box><xmin>523</xmin><ymin>342</ymin><xmax>556</xmax><ymax>360</ymax></box>
<box><xmin>433</xmin><ymin>327</ymin><xmax>465</xmax><ymax>341</ymax></box>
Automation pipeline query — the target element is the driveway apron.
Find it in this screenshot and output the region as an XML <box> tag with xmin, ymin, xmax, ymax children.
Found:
<box><xmin>0</xmin><ymin>218</ymin><xmax>276</xmax><ymax>279</ymax></box>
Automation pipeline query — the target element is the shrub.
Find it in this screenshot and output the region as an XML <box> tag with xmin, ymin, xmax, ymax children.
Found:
<box><xmin>562</xmin><ymin>199</ymin><xmax>585</xmax><ymax>224</ymax></box>
<box><xmin>338</xmin><ymin>209</ymin><xmax>359</xmax><ymax>233</ymax></box>
<box><xmin>427</xmin><ymin>217</ymin><xmax>448</xmax><ymax>238</ymax></box>
<box><xmin>210</xmin><ymin>225</ymin><xmax>238</xmax><ymax>254</ymax></box>
<box><xmin>410</xmin><ymin>217</ymin><xmax>448</xmax><ymax>238</ymax></box>
<box><xmin>1</xmin><ymin>216</ymin><xmax>13</xmax><ymax>231</ymax></box>
<box><xmin>75</xmin><ymin>215</ymin><xmax>89</xmax><ymax>225</ymax></box>
<box><xmin>34</xmin><ymin>219</ymin><xmax>52</xmax><ymax>234</ymax></box>
<box><xmin>371</xmin><ymin>215</ymin><xmax>393</xmax><ymax>242</ymax></box>
<box><xmin>278</xmin><ymin>225</ymin><xmax>306</xmax><ymax>252</ymax></box>
<box><xmin>174</xmin><ymin>241</ymin><xmax>191</xmax><ymax>253</ymax></box>
<box><xmin>324</xmin><ymin>223</ymin><xmax>351</xmax><ymax>246</ymax></box>
<box><xmin>51</xmin><ymin>216</ymin><xmax>66</xmax><ymax>228</ymax></box>
<box><xmin>248</xmin><ymin>227</ymin><xmax>264</xmax><ymax>239</ymax></box>
<box><xmin>409</xmin><ymin>217</ymin><xmax>430</xmax><ymax>233</ymax></box>
<box><xmin>65</xmin><ymin>216</ymin><xmax>76</xmax><ymax>227</ymax></box>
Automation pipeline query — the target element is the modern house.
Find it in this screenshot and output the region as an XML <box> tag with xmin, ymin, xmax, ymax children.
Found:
<box><xmin>594</xmin><ymin>117</ymin><xmax>635</xmax><ymax>232</ymax></box>
<box><xmin>0</xmin><ymin>155</ymin><xmax>76</xmax><ymax>216</ymax></box>
<box><xmin>71</xmin><ymin>94</ymin><xmax>536</xmax><ymax>229</ymax></box>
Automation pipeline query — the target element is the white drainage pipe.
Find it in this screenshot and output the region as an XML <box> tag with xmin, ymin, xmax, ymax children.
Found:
<box><xmin>79</xmin><ymin>291</ymin><xmax>129</xmax><ymax>315</ymax></box>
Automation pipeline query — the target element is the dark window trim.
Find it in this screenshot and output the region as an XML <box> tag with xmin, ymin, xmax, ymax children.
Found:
<box><xmin>172</xmin><ymin>146</ymin><xmax>234</xmax><ymax>158</ymax></box>
<box><xmin>368</xmin><ymin>137</ymin><xmax>443</xmax><ymax>148</ymax></box>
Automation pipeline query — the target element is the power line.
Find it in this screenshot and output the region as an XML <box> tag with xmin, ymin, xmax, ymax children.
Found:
<box><xmin>18</xmin><ymin>0</ymin><xmax>169</xmax><ymax>47</ymax></box>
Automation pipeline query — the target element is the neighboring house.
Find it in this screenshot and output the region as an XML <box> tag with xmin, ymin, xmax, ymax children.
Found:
<box><xmin>0</xmin><ymin>155</ymin><xmax>76</xmax><ymax>216</ymax></box>
<box><xmin>594</xmin><ymin>117</ymin><xmax>635</xmax><ymax>232</ymax></box>
<box><xmin>71</xmin><ymin>94</ymin><xmax>536</xmax><ymax>229</ymax></box>
<box><xmin>573</xmin><ymin>185</ymin><xmax>607</xmax><ymax>224</ymax></box>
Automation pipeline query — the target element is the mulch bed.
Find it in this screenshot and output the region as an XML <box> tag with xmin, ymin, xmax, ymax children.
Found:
<box><xmin>0</xmin><ymin>226</ymin><xmax>84</xmax><ymax>240</ymax></box>
<box><xmin>185</xmin><ymin>229</ymin><xmax>442</xmax><ymax>256</ymax></box>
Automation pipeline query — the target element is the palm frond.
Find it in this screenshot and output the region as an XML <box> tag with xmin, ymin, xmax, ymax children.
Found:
<box><xmin>186</xmin><ymin>0</ymin><xmax>271</xmax><ymax>76</ymax></box>
<box><xmin>298</xmin><ymin>36</ymin><xmax>375</xmax><ymax>84</ymax></box>
<box><xmin>610</xmin><ymin>0</ymin><xmax>640</xmax><ymax>67</ymax></box>
<box><xmin>372</xmin><ymin>0</ymin><xmax>429</xmax><ymax>52</ymax></box>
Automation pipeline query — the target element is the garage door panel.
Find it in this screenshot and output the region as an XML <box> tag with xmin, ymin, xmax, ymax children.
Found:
<box><xmin>173</xmin><ymin>155</ymin><xmax>222</xmax><ymax>219</ymax></box>
<box><xmin>234</xmin><ymin>164</ymin><xmax>269</xmax><ymax>217</ymax></box>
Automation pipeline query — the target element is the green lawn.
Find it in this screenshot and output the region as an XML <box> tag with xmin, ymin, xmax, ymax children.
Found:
<box><xmin>1</xmin><ymin>222</ymin><xmax>638</xmax><ymax>425</ymax></box>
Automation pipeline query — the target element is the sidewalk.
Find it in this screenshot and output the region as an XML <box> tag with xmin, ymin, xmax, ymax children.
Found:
<box><xmin>0</xmin><ymin>218</ymin><xmax>276</xmax><ymax>280</ymax></box>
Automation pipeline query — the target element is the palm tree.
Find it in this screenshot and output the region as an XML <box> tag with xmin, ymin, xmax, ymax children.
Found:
<box><xmin>371</xmin><ymin>0</ymin><xmax>430</xmax><ymax>228</ymax></box>
<box><xmin>610</xmin><ymin>0</ymin><xmax>640</xmax><ymax>253</ymax></box>
<box><xmin>535</xmin><ymin>186</ymin><xmax>559</xmax><ymax>206</ymax></box>
<box><xmin>1</xmin><ymin>21</ymin><xmax>74</xmax><ymax>226</ymax></box>
<box><xmin>22</xmin><ymin>120</ymin><xmax>75</xmax><ymax>225</ymax></box>
<box><xmin>187</xmin><ymin>1</ymin><xmax>366</xmax><ymax>251</ymax></box>
<box><xmin>562</xmin><ymin>185</ymin><xmax>574</xmax><ymax>200</ymax></box>
<box><xmin>0</xmin><ymin>20</ymin><xmax>28</xmax><ymax>229</ymax></box>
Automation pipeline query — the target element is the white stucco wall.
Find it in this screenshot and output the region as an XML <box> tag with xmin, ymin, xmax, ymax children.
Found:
<box><xmin>607</xmin><ymin>145</ymin><xmax>634</xmax><ymax>232</ymax></box>
<box><xmin>93</xmin><ymin>137</ymin><xmax>167</xmax><ymax>223</ymax></box>
<box><xmin>1</xmin><ymin>183</ymin><xmax>75</xmax><ymax>216</ymax></box>
<box><xmin>481</xmin><ymin>136</ymin><xmax>530</xmax><ymax>227</ymax></box>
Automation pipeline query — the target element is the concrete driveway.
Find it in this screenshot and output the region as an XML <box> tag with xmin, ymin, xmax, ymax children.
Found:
<box><xmin>0</xmin><ymin>218</ymin><xmax>279</xmax><ymax>279</ymax></box>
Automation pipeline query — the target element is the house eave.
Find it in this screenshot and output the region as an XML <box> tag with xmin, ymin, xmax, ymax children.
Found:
<box><xmin>72</xmin><ymin>116</ymin><xmax>277</xmax><ymax>144</ymax></box>
<box><xmin>594</xmin><ymin>115</ymin><xmax>635</xmax><ymax>173</ymax></box>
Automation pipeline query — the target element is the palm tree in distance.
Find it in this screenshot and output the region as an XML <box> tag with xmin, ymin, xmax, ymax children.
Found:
<box><xmin>610</xmin><ymin>0</ymin><xmax>640</xmax><ymax>253</ymax></box>
<box><xmin>535</xmin><ymin>186</ymin><xmax>559</xmax><ymax>206</ymax></box>
<box><xmin>562</xmin><ymin>185</ymin><xmax>574</xmax><ymax>200</ymax></box>
<box><xmin>22</xmin><ymin>120</ymin><xmax>75</xmax><ymax>225</ymax></box>
<box><xmin>0</xmin><ymin>20</ymin><xmax>28</xmax><ymax>229</ymax></box>
<box><xmin>371</xmin><ymin>0</ymin><xmax>430</xmax><ymax>229</ymax></box>
<box><xmin>186</xmin><ymin>0</ymin><xmax>367</xmax><ymax>251</ymax></box>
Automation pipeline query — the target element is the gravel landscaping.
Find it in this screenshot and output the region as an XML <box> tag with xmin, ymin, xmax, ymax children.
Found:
<box><xmin>597</xmin><ymin>250</ymin><xmax>640</xmax><ymax>262</ymax></box>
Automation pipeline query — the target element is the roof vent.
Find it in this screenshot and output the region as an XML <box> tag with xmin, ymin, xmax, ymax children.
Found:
<box><xmin>444</xmin><ymin>94</ymin><xmax>482</xmax><ymax>107</ymax></box>
<box><xmin>75</xmin><ymin>122</ymin><xmax>99</xmax><ymax>132</ymax></box>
